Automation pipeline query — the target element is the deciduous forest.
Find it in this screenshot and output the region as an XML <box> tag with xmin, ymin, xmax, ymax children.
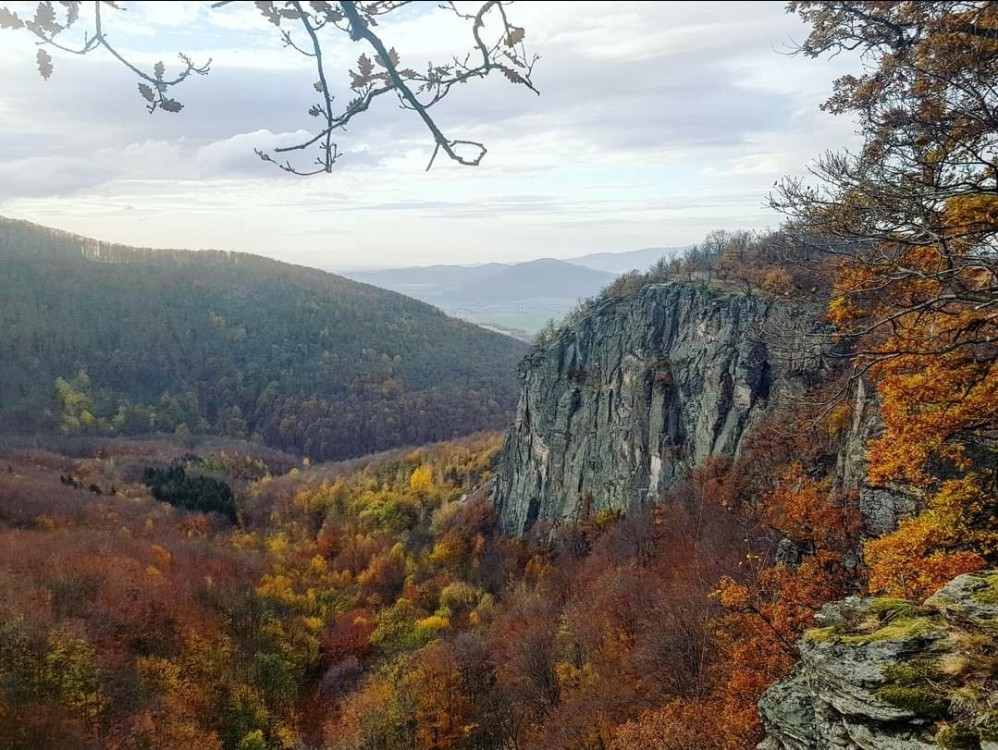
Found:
<box><xmin>0</xmin><ymin>218</ymin><xmax>525</xmax><ymax>461</ymax></box>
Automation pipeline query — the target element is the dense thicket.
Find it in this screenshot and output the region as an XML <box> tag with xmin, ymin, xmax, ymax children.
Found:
<box><xmin>0</xmin><ymin>435</ymin><xmax>514</xmax><ymax>750</ymax></box>
<box><xmin>143</xmin><ymin>462</ymin><xmax>237</xmax><ymax>523</ymax></box>
<box><xmin>0</xmin><ymin>217</ymin><xmax>526</xmax><ymax>461</ymax></box>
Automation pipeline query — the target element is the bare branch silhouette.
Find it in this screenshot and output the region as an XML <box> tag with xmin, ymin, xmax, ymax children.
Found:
<box><xmin>1</xmin><ymin>0</ymin><xmax>539</xmax><ymax>174</ymax></box>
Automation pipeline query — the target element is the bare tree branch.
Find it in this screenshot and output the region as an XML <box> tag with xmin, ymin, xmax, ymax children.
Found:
<box><xmin>0</xmin><ymin>0</ymin><xmax>539</xmax><ymax>175</ymax></box>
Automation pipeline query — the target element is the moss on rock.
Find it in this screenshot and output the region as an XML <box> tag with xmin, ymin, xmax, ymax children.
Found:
<box><xmin>973</xmin><ymin>574</ymin><xmax>998</xmax><ymax>606</ymax></box>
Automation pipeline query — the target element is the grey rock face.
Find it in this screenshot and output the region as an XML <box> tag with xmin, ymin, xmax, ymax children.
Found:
<box><xmin>492</xmin><ymin>283</ymin><xmax>826</xmax><ymax>535</ymax></box>
<box><xmin>924</xmin><ymin>569</ymin><xmax>998</xmax><ymax>627</ymax></box>
<box><xmin>760</xmin><ymin>572</ymin><xmax>998</xmax><ymax>750</ymax></box>
<box><xmin>758</xmin><ymin>633</ymin><xmax>939</xmax><ymax>750</ymax></box>
<box><xmin>835</xmin><ymin>379</ymin><xmax>920</xmax><ymax>535</ymax></box>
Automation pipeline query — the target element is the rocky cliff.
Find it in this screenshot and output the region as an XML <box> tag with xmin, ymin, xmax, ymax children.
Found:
<box><xmin>759</xmin><ymin>571</ymin><xmax>998</xmax><ymax>750</ymax></box>
<box><xmin>492</xmin><ymin>283</ymin><xmax>827</xmax><ymax>535</ymax></box>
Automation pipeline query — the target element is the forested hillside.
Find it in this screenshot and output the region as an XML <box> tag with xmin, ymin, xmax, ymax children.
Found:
<box><xmin>0</xmin><ymin>218</ymin><xmax>527</xmax><ymax>461</ymax></box>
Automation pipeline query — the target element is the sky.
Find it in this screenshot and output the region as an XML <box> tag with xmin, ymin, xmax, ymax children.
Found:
<box><xmin>0</xmin><ymin>1</ymin><xmax>861</xmax><ymax>270</ymax></box>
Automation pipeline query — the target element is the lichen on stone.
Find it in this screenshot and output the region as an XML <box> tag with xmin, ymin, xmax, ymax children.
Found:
<box><xmin>840</xmin><ymin>615</ymin><xmax>940</xmax><ymax>645</ymax></box>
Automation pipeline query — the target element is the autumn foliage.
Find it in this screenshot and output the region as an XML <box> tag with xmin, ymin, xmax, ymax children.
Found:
<box><xmin>1</xmin><ymin>4</ymin><xmax>997</xmax><ymax>750</ymax></box>
<box><xmin>0</xmin><ymin>412</ymin><xmax>870</xmax><ymax>750</ymax></box>
<box><xmin>778</xmin><ymin>1</ymin><xmax>998</xmax><ymax>598</ymax></box>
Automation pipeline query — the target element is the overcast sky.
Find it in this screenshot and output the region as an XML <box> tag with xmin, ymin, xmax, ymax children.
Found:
<box><xmin>0</xmin><ymin>1</ymin><xmax>860</xmax><ymax>270</ymax></box>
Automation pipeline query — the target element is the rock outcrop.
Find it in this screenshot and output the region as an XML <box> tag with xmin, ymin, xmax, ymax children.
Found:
<box><xmin>834</xmin><ymin>378</ymin><xmax>920</xmax><ymax>535</ymax></box>
<box><xmin>760</xmin><ymin>571</ymin><xmax>998</xmax><ymax>750</ymax></box>
<box><xmin>492</xmin><ymin>283</ymin><xmax>827</xmax><ymax>535</ymax></box>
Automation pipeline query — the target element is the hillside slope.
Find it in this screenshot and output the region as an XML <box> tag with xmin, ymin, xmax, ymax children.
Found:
<box><xmin>0</xmin><ymin>217</ymin><xmax>527</xmax><ymax>460</ymax></box>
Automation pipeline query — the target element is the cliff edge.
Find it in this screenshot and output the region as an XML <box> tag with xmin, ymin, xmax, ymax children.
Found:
<box><xmin>492</xmin><ymin>283</ymin><xmax>826</xmax><ymax>534</ymax></box>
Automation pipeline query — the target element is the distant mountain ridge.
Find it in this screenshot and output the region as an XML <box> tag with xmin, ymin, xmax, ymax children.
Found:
<box><xmin>0</xmin><ymin>216</ymin><xmax>527</xmax><ymax>461</ymax></box>
<box><xmin>342</xmin><ymin>247</ymin><xmax>680</xmax><ymax>339</ymax></box>
<box><xmin>342</xmin><ymin>246</ymin><xmax>683</xmax><ymax>292</ymax></box>
<box><xmin>446</xmin><ymin>259</ymin><xmax>616</xmax><ymax>304</ymax></box>
<box><xmin>345</xmin><ymin>262</ymin><xmax>506</xmax><ymax>301</ymax></box>
<box><xmin>564</xmin><ymin>246</ymin><xmax>687</xmax><ymax>274</ymax></box>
